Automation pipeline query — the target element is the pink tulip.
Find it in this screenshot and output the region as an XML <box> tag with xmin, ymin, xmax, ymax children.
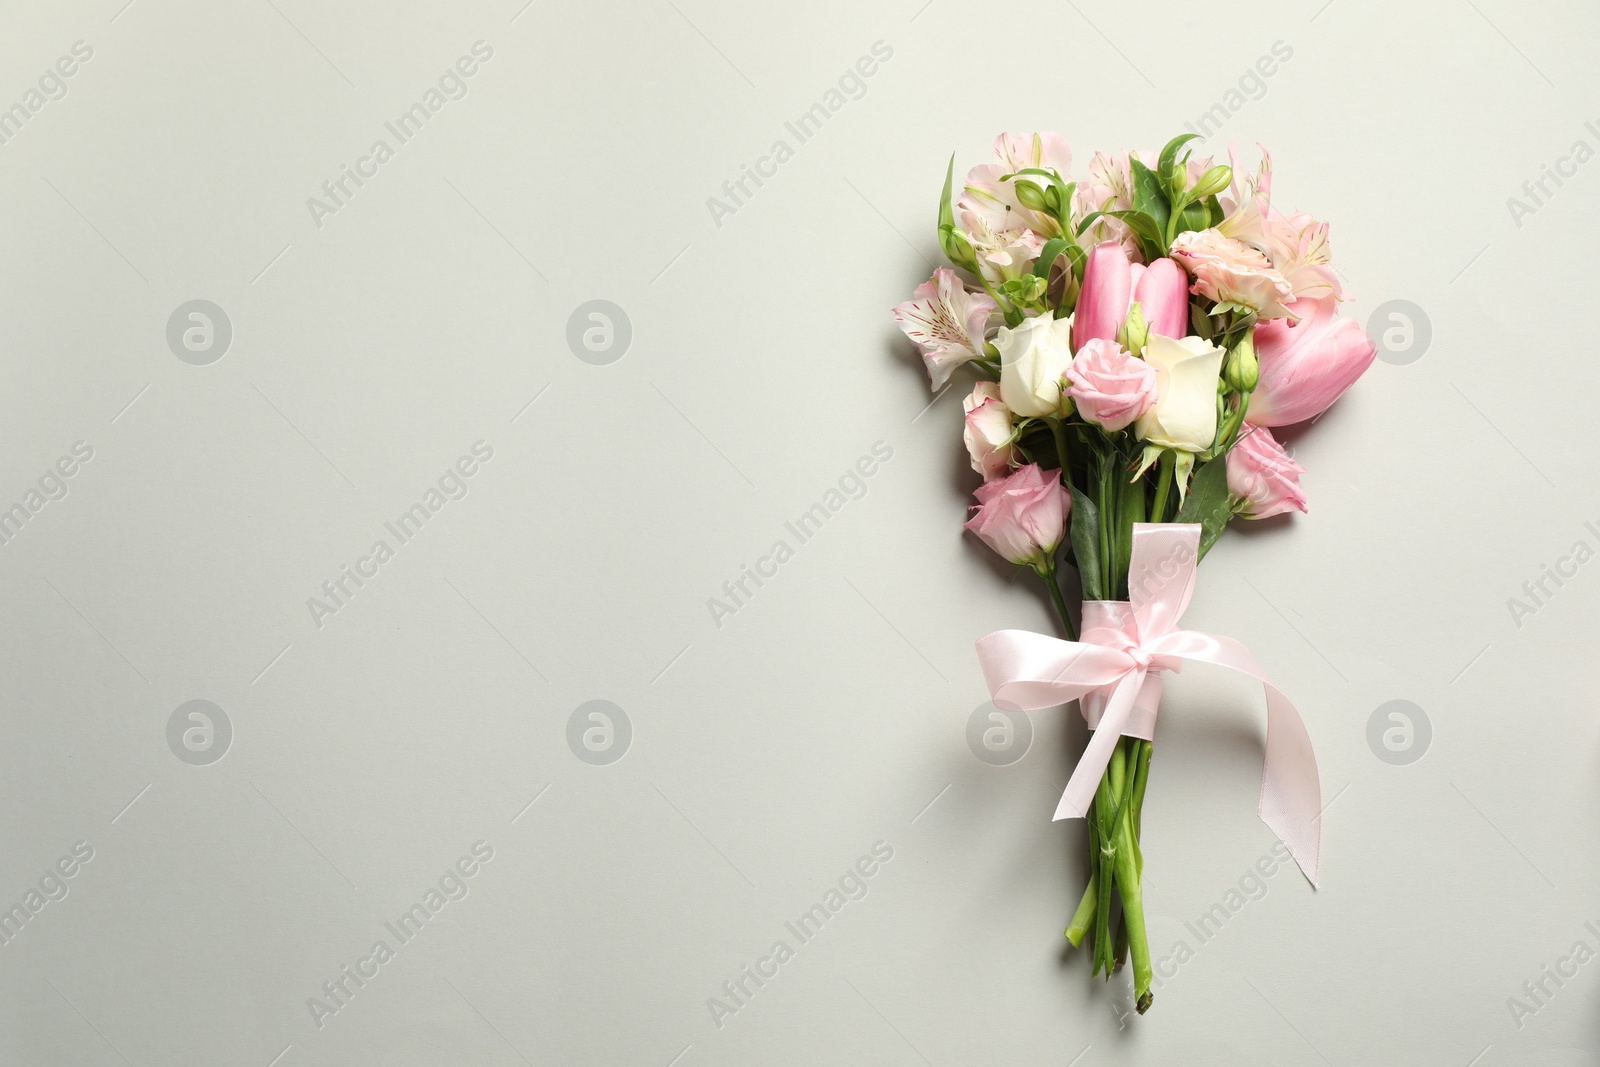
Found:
<box><xmin>1226</xmin><ymin>425</ymin><xmax>1308</xmax><ymax>519</ymax></box>
<box><xmin>1247</xmin><ymin>297</ymin><xmax>1377</xmax><ymax>427</ymax></box>
<box><xmin>1134</xmin><ymin>258</ymin><xmax>1188</xmax><ymax>339</ymax></box>
<box><xmin>1071</xmin><ymin>241</ymin><xmax>1131</xmax><ymax>352</ymax></box>
<box><xmin>1072</xmin><ymin>243</ymin><xmax>1189</xmax><ymax>352</ymax></box>
<box><xmin>964</xmin><ymin>464</ymin><xmax>1069</xmax><ymax>566</ymax></box>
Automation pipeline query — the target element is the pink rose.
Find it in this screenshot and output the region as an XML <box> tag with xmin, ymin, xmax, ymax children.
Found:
<box><xmin>1247</xmin><ymin>297</ymin><xmax>1377</xmax><ymax>427</ymax></box>
<box><xmin>1065</xmin><ymin>339</ymin><xmax>1158</xmax><ymax>432</ymax></box>
<box><xmin>964</xmin><ymin>463</ymin><xmax>1069</xmax><ymax>566</ymax></box>
<box><xmin>962</xmin><ymin>381</ymin><xmax>1015</xmax><ymax>480</ymax></box>
<box><xmin>1170</xmin><ymin>228</ymin><xmax>1296</xmax><ymax>321</ymax></box>
<box><xmin>1226</xmin><ymin>425</ymin><xmax>1308</xmax><ymax>519</ymax></box>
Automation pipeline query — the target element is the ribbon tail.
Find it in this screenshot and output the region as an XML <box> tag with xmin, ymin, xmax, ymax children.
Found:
<box><xmin>1260</xmin><ymin>680</ymin><xmax>1322</xmax><ymax>887</ymax></box>
<box><xmin>1053</xmin><ymin>668</ymin><xmax>1143</xmax><ymax>821</ymax></box>
<box><xmin>1156</xmin><ymin>630</ymin><xmax>1322</xmax><ymax>886</ymax></box>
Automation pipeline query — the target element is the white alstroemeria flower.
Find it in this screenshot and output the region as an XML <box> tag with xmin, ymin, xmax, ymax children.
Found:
<box><xmin>892</xmin><ymin>268</ymin><xmax>998</xmax><ymax>389</ymax></box>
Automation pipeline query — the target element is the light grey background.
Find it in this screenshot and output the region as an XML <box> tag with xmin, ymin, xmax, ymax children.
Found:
<box><xmin>0</xmin><ymin>0</ymin><xmax>1592</xmax><ymax>1063</ymax></box>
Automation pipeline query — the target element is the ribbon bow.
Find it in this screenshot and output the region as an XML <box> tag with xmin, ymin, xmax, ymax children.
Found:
<box><xmin>975</xmin><ymin>523</ymin><xmax>1322</xmax><ymax>885</ymax></box>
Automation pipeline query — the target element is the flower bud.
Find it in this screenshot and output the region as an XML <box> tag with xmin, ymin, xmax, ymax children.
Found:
<box><xmin>1189</xmin><ymin>165</ymin><xmax>1232</xmax><ymax>201</ymax></box>
<box><xmin>1117</xmin><ymin>301</ymin><xmax>1150</xmax><ymax>358</ymax></box>
<box><xmin>1001</xmin><ymin>274</ymin><xmax>1046</xmax><ymax>306</ymax></box>
<box><xmin>1224</xmin><ymin>336</ymin><xmax>1260</xmax><ymax>392</ymax></box>
<box><xmin>1014</xmin><ymin>180</ymin><xmax>1049</xmax><ymax>212</ymax></box>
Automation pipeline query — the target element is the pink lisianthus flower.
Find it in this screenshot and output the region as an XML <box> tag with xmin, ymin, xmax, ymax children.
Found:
<box><xmin>1246</xmin><ymin>296</ymin><xmax>1376</xmax><ymax>427</ymax></box>
<box><xmin>962</xmin><ymin>381</ymin><xmax>1015</xmax><ymax>481</ymax></box>
<box><xmin>1226</xmin><ymin>425</ymin><xmax>1308</xmax><ymax>518</ymax></box>
<box><xmin>892</xmin><ymin>268</ymin><xmax>997</xmax><ymax>389</ymax></box>
<box><xmin>1170</xmin><ymin>228</ymin><xmax>1297</xmax><ymax>322</ymax></box>
<box><xmin>964</xmin><ymin>463</ymin><xmax>1069</xmax><ymax>566</ymax></box>
<box><xmin>1066</xmin><ymin>338</ymin><xmax>1158</xmax><ymax>432</ymax></box>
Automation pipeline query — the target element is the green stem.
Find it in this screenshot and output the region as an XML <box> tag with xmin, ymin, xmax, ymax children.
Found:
<box><xmin>1096</xmin><ymin>458</ymin><xmax>1112</xmax><ymax>601</ymax></box>
<box><xmin>1064</xmin><ymin>873</ymin><xmax>1096</xmax><ymax>946</ymax></box>
<box><xmin>1114</xmin><ymin>814</ymin><xmax>1153</xmax><ymax>1012</ymax></box>
<box><xmin>1131</xmin><ymin>740</ymin><xmax>1152</xmax><ymax>842</ymax></box>
<box><xmin>1041</xmin><ymin>559</ymin><xmax>1077</xmax><ymax>642</ymax></box>
<box><xmin>1091</xmin><ymin>758</ymin><xmax>1117</xmax><ymax>976</ymax></box>
<box><xmin>1148</xmin><ymin>450</ymin><xmax>1174</xmax><ymax>524</ymax></box>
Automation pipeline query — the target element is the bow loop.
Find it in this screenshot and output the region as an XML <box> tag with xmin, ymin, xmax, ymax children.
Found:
<box><xmin>973</xmin><ymin>522</ymin><xmax>1323</xmax><ymax>886</ymax></box>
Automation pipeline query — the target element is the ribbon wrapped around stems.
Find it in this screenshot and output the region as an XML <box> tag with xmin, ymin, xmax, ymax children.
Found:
<box><xmin>975</xmin><ymin>522</ymin><xmax>1322</xmax><ymax>885</ymax></box>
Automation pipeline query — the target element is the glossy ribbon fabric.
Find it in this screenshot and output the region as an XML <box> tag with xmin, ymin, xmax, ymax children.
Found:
<box><xmin>975</xmin><ymin>522</ymin><xmax>1321</xmax><ymax>885</ymax></box>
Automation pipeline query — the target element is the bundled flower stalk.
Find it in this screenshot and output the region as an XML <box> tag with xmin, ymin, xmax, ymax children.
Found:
<box><xmin>895</xmin><ymin>132</ymin><xmax>1375</xmax><ymax>1013</ymax></box>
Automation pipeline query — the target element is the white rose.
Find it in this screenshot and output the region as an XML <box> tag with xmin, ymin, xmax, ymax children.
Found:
<box><xmin>1134</xmin><ymin>334</ymin><xmax>1226</xmax><ymax>452</ymax></box>
<box><xmin>997</xmin><ymin>313</ymin><xmax>1073</xmax><ymax>418</ymax></box>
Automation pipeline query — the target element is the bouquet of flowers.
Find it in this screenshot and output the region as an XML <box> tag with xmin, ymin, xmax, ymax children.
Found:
<box><xmin>893</xmin><ymin>132</ymin><xmax>1375</xmax><ymax>1013</ymax></box>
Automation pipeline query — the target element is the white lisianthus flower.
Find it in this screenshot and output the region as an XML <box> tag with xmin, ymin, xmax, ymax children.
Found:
<box><xmin>997</xmin><ymin>313</ymin><xmax>1073</xmax><ymax>418</ymax></box>
<box><xmin>1134</xmin><ymin>334</ymin><xmax>1226</xmax><ymax>452</ymax></box>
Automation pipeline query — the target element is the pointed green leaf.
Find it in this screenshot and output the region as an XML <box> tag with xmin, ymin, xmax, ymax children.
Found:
<box><xmin>1157</xmin><ymin>134</ymin><xmax>1201</xmax><ymax>179</ymax></box>
<box><xmin>1032</xmin><ymin>237</ymin><xmax>1070</xmax><ymax>279</ymax></box>
<box><xmin>1173</xmin><ymin>456</ymin><xmax>1231</xmax><ymax>560</ymax></box>
<box><xmin>1068</xmin><ymin>483</ymin><xmax>1103</xmax><ymax>601</ymax></box>
<box><xmin>1128</xmin><ymin>159</ymin><xmax>1171</xmax><ymax>248</ymax></box>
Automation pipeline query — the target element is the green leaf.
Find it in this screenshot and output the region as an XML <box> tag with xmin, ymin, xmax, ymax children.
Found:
<box><xmin>1174</xmin><ymin>457</ymin><xmax>1231</xmax><ymax>560</ymax></box>
<box><xmin>937</xmin><ymin>154</ymin><xmax>976</xmax><ymax>272</ymax></box>
<box><xmin>1005</xmin><ymin>167</ymin><xmax>1069</xmax><ymax>193</ymax></box>
<box><xmin>1076</xmin><ymin>209</ymin><xmax>1163</xmax><ymax>251</ymax></box>
<box><xmin>1032</xmin><ymin>237</ymin><xmax>1070</xmax><ymax>279</ymax></box>
<box><xmin>1205</xmin><ymin>195</ymin><xmax>1224</xmax><ymax>227</ymax></box>
<box><xmin>1157</xmin><ymin>134</ymin><xmax>1201</xmax><ymax>179</ymax></box>
<box><xmin>1068</xmin><ymin>483</ymin><xmax>1103</xmax><ymax>601</ymax></box>
<box><xmin>1172</xmin><ymin>201</ymin><xmax>1209</xmax><ymax>238</ymax></box>
<box><xmin>1128</xmin><ymin>159</ymin><xmax>1171</xmax><ymax>248</ymax></box>
<box><xmin>938</xmin><ymin>154</ymin><xmax>956</xmax><ymax>236</ymax></box>
<box><xmin>1064</xmin><ymin>241</ymin><xmax>1087</xmax><ymax>280</ymax></box>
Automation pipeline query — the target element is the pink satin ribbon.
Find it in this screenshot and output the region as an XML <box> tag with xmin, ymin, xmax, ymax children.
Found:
<box><xmin>975</xmin><ymin>522</ymin><xmax>1322</xmax><ymax>885</ymax></box>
